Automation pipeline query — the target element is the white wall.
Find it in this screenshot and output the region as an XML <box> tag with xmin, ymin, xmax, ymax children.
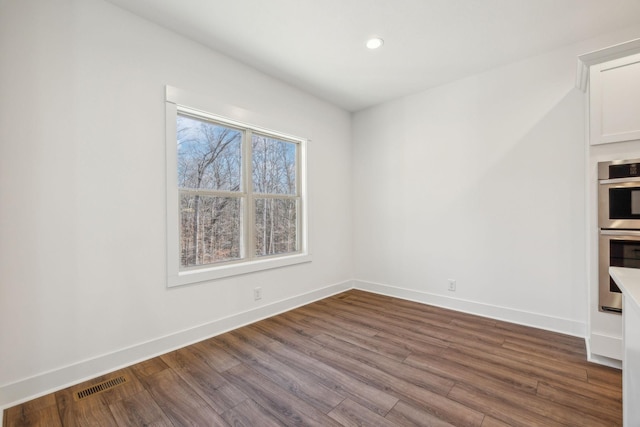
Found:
<box><xmin>352</xmin><ymin>26</ymin><xmax>640</xmax><ymax>337</ymax></box>
<box><xmin>0</xmin><ymin>0</ymin><xmax>352</xmax><ymax>408</ymax></box>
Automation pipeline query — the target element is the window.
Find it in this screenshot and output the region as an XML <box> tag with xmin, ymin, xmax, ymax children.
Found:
<box><xmin>166</xmin><ymin>87</ymin><xmax>309</xmax><ymax>286</ymax></box>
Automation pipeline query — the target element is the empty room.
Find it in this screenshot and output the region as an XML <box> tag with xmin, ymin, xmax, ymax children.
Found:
<box><xmin>3</xmin><ymin>0</ymin><xmax>640</xmax><ymax>425</ymax></box>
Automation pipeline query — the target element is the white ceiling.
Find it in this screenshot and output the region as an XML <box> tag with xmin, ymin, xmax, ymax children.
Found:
<box><xmin>106</xmin><ymin>0</ymin><xmax>640</xmax><ymax>112</ymax></box>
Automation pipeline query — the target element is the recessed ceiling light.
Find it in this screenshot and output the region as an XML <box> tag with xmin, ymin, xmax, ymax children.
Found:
<box><xmin>366</xmin><ymin>37</ymin><xmax>384</xmax><ymax>50</ymax></box>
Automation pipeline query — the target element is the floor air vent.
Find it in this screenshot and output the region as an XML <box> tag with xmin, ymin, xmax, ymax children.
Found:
<box><xmin>75</xmin><ymin>375</ymin><xmax>128</xmax><ymax>400</ymax></box>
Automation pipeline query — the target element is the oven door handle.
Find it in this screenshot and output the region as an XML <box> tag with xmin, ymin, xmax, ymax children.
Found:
<box><xmin>600</xmin><ymin>229</ymin><xmax>640</xmax><ymax>237</ymax></box>
<box><xmin>599</xmin><ymin>177</ymin><xmax>640</xmax><ymax>185</ymax></box>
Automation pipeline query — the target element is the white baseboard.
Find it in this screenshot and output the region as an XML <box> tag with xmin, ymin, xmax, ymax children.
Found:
<box><xmin>353</xmin><ymin>280</ymin><xmax>587</xmax><ymax>338</ymax></box>
<box><xmin>0</xmin><ymin>280</ymin><xmax>353</xmax><ymax>414</ymax></box>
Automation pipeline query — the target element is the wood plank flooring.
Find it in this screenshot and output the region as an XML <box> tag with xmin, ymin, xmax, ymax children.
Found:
<box><xmin>4</xmin><ymin>290</ymin><xmax>622</xmax><ymax>426</ymax></box>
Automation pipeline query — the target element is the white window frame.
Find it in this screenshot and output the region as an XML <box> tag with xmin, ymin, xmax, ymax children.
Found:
<box><xmin>166</xmin><ymin>86</ymin><xmax>310</xmax><ymax>287</ymax></box>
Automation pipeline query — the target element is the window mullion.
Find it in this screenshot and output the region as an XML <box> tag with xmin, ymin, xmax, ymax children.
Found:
<box><xmin>244</xmin><ymin>129</ymin><xmax>254</xmax><ymax>261</ymax></box>
<box><xmin>179</xmin><ymin>188</ymin><xmax>244</xmax><ymax>198</ymax></box>
<box><xmin>296</xmin><ymin>138</ymin><xmax>303</xmax><ymax>252</ymax></box>
<box><xmin>252</xmin><ymin>193</ymin><xmax>298</xmax><ymax>199</ymax></box>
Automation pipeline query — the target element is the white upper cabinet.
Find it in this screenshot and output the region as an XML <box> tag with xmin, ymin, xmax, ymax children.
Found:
<box><xmin>590</xmin><ymin>53</ymin><xmax>640</xmax><ymax>145</ymax></box>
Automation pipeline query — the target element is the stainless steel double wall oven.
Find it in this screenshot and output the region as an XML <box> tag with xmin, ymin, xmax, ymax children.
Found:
<box><xmin>598</xmin><ymin>158</ymin><xmax>640</xmax><ymax>313</ymax></box>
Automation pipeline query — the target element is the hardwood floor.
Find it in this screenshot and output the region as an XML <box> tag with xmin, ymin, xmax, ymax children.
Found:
<box><xmin>4</xmin><ymin>290</ymin><xmax>622</xmax><ymax>426</ymax></box>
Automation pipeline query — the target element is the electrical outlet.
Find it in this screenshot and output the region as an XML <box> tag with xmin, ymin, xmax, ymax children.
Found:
<box><xmin>448</xmin><ymin>279</ymin><xmax>456</xmax><ymax>292</ymax></box>
<box><xmin>253</xmin><ymin>287</ymin><xmax>262</xmax><ymax>301</ymax></box>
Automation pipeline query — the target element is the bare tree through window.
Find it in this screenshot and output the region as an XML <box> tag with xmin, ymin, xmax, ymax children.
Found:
<box><xmin>177</xmin><ymin>114</ymin><xmax>242</xmax><ymax>267</ymax></box>
<box><xmin>176</xmin><ymin>114</ymin><xmax>300</xmax><ymax>269</ymax></box>
<box><xmin>252</xmin><ymin>134</ymin><xmax>297</xmax><ymax>256</ymax></box>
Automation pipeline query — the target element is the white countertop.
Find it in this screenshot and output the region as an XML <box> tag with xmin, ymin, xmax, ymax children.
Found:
<box><xmin>610</xmin><ymin>267</ymin><xmax>640</xmax><ymax>309</ymax></box>
<box><xmin>610</xmin><ymin>266</ymin><xmax>640</xmax><ymax>426</ymax></box>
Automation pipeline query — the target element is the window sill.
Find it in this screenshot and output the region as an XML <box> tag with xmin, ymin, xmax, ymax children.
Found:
<box><xmin>167</xmin><ymin>253</ymin><xmax>312</xmax><ymax>288</ymax></box>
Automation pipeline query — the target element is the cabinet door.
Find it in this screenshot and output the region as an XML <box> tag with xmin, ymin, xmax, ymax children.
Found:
<box><xmin>590</xmin><ymin>53</ymin><xmax>640</xmax><ymax>145</ymax></box>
